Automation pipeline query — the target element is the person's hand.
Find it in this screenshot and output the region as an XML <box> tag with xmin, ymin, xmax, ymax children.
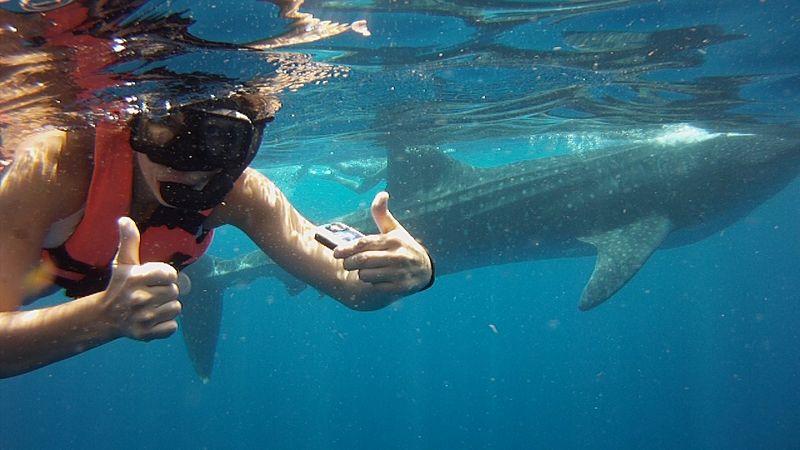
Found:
<box><xmin>333</xmin><ymin>192</ymin><xmax>433</xmax><ymax>294</ymax></box>
<box><xmin>101</xmin><ymin>217</ymin><xmax>182</xmax><ymax>341</ymax></box>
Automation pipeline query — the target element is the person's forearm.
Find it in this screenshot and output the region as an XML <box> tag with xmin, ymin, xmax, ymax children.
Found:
<box><xmin>325</xmin><ymin>271</ymin><xmax>402</xmax><ymax>312</ymax></box>
<box><xmin>0</xmin><ymin>293</ymin><xmax>118</xmax><ymax>378</ymax></box>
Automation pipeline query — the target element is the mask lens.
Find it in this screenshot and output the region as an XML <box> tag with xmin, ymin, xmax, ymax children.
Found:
<box><xmin>200</xmin><ymin>113</ymin><xmax>251</xmax><ymax>165</ymax></box>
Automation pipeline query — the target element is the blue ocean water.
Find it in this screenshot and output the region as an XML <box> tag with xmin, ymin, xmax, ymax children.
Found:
<box><xmin>2</xmin><ymin>1</ymin><xmax>800</xmax><ymax>449</ymax></box>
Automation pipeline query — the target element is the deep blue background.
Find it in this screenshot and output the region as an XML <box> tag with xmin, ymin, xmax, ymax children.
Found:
<box><xmin>2</xmin><ymin>173</ymin><xmax>798</xmax><ymax>450</ymax></box>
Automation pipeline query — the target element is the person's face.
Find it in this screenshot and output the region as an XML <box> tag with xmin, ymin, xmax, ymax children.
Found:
<box><xmin>134</xmin><ymin>118</ymin><xmax>222</xmax><ymax>207</ymax></box>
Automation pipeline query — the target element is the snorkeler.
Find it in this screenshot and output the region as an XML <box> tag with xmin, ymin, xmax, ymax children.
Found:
<box><xmin>0</xmin><ymin>93</ymin><xmax>434</xmax><ymax>378</ymax></box>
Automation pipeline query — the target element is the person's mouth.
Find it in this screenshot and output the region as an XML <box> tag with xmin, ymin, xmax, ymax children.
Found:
<box><xmin>159</xmin><ymin>176</ymin><xmax>211</xmax><ymax>190</ymax></box>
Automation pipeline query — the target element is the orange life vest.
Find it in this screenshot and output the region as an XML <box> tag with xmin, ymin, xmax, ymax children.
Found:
<box><xmin>42</xmin><ymin>121</ymin><xmax>214</xmax><ymax>298</ymax></box>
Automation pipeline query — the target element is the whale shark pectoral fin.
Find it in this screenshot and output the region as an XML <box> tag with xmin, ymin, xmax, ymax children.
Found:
<box><xmin>577</xmin><ymin>214</ymin><xmax>672</xmax><ymax>311</ymax></box>
<box><xmin>179</xmin><ymin>255</ymin><xmax>225</xmax><ymax>383</ymax></box>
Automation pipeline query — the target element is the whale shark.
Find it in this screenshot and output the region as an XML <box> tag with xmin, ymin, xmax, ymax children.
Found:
<box><xmin>180</xmin><ymin>125</ymin><xmax>800</xmax><ymax>379</ymax></box>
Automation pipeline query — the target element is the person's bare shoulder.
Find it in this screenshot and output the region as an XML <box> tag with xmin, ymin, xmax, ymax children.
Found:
<box><xmin>0</xmin><ymin>128</ymin><xmax>95</xmax><ymax>308</ymax></box>
<box><xmin>1</xmin><ymin>127</ymin><xmax>92</xmax><ymax>221</ymax></box>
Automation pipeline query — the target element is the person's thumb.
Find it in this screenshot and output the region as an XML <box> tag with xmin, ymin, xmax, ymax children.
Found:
<box><xmin>371</xmin><ymin>191</ymin><xmax>401</xmax><ymax>234</ymax></box>
<box><xmin>113</xmin><ymin>216</ymin><xmax>141</xmax><ymax>267</ymax></box>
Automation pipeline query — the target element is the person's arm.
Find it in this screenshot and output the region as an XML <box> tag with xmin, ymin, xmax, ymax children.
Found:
<box><xmin>215</xmin><ymin>168</ymin><xmax>433</xmax><ymax>311</ymax></box>
<box><xmin>0</xmin><ymin>132</ymin><xmax>181</xmax><ymax>378</ymax></box>
<box><xmin>0</xmin><ymin>218</ymin><xmax>181</xmax><ymax>378</ymax></box>
<box><xmin>0</xmin><ymin>292</ymin><xmax>120</xmax><ymax>377</ymax></box>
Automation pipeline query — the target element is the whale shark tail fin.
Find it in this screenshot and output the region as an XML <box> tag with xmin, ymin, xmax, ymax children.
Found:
<box><xmin>578</xmin><ymin>214</ymin><xmax>672</xmax><ymax>310</ymax></box>
<box><xmin>178</xmin><ymin>252</ymin><xmax>309</xmax><ymax>381</ymax></box>
<box><xmin>179</xmin><ymin>255</ymin><xmax>224</xmax><ymax>383</ymax></box>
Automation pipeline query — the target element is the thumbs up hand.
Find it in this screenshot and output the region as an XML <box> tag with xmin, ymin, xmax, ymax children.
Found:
<box><xmin>333</xmin><ymin>192</ymin><xmax>434</xmax><ymax>295</ymax></box>
<box><xmin>102</xmin><ymin>217</ymin><xmax>182</xmax><ymax>341</ymax></box>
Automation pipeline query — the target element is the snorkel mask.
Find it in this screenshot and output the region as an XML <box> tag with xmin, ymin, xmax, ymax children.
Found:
<box><xmin>130</xmin><ymin>104</ymin><xmax>271</xmax><ymax>211</ymax></box>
